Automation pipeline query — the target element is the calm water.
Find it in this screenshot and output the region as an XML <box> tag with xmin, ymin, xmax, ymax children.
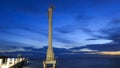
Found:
<box><xmin>23</xmin><ymin>58</ymin><xmax>120</xmax><ymax>68</ymax></box>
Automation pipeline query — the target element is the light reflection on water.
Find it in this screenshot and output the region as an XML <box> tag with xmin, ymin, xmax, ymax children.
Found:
<box><xmin>23</xmin><ymin>58</ymin><xmax>120</xmax><ymax>68</ymax></box>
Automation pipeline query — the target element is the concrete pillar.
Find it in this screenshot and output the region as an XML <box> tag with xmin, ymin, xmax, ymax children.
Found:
<box><xmin>0</xmin><ymin>59</ymin><xmax>2</xmax><ymax>66</ymax></box>
<box><xmin>7</xmin><ymin>58</ymin><xmax>10</xmax><ymax>67</ymax></box>
<box><xmin>15</xmin><ymin>58</ymin><xmax>18</xmax><ymax>63</ymax></box>
<box><xmin>53</xmin><ymin>64</ymin><xmax>55</xmax><ymax>68</ymax></box>
<box><xmin>12</xmin><ymin>58</ymin><xmax>15</xmax><ymax>65</ymax></box>
<box><xmin>10</xmin><ymin>58</ymin><xmax>12</xmax><ymax>64</ymax></box>
<box><xmin>43</xmin><ymin>63</ymin><xmax>46</xmax><ymax>68</ymax></box>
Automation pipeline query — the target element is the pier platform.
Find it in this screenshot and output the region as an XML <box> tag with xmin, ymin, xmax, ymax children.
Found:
<box><xmin>0</xmin><ymin>58</ymin><xmax>26</xmax><ymax>68</ymax></box>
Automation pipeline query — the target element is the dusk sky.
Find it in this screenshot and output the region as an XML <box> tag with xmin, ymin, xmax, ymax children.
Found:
<box><xmin>0</xmin><ymin>0</ymin><xmax>120</xmax><ymax>55</ymax></box>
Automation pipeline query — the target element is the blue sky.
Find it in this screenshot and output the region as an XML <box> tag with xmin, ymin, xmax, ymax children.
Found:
<box><xmin>0</xmin><ymin>0</ymin><xmax>120</xmax><ymax>51</ymax></box>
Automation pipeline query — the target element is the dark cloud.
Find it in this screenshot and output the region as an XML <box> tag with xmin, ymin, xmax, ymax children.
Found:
<box><xmin>21</xmin><ymin>26</ymin><xmax>48</xmax><ymax>36</ymax></box>
<box><xmin>55</xmin><ymin>25</ymin><xmax>76</xmax><ymax>34</ymax></box>
<box><xmin>110</xmin><ymin>18</ymin><xmax>120</xmax><ymax>24</ymax></box>
<box><xmin>54</xmin><ymin>37</ymin><xmax>76</xmax><ymax>45</ymax></box>
<box><xmin>97</xmin><ymin>18</ymin><xmax>120</xmax><ymax>44</ymax></box>
<box><xmin>92</xmin><ymin>35</ymin><xmax>108</xmax><ymax>40</ymax></box>
<box><xmin>79</xmin><ymin>27</ymin><xmax>93</xmax><ymax>34</ymax></box>
<box><xmin>56</xmin><ymin>24</ymin><xmax>93</xmax><ymax>35</ymax></box>
<box><xmin>75</xmin><ymin>15</ymin><xmax>94</xmax><ymax>30</ymax></box>
<box><xmin>74</xmin><ymin>14</ymin><xmax>94</xmax><ymax>34</ymax></box>
<box><xmin>0</xmin><ymin>40</ymin><xmax>34</xmax><ymax>47</ymax></box>
<box><xmin>56</xmin><ymin>15</ymin><xmax>93</xmax><ymax>34</ymax></box>
<box><xmin>86</xmin><ymin>38</ymin><xmax>98</xmax><ymax>40</ymax></box>
<box><xmin>70</xmin><ymin>43</ymin><xmax>120</xmax><ymax>51</ymax></box>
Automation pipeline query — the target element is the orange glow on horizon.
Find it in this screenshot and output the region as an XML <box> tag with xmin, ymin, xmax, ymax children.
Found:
<box><xmin>89</xmin><ymin>51</ymin><xmax>120</xmax><ymax>56</ymax></box>
<box><xmin>98</xmin><ymin>51</ymin><xmax>120</xmax><ymax>55</ymax></box>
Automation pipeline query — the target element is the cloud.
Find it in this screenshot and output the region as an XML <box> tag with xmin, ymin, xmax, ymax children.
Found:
<box><xmin>0</xmin><ymin>26</ymin><xmax>49</xmax><ymax>48</ymax></box>
<box><xmin>55</xmin><ymin>25</ymin><xmax>76</xmax><ymax>34</ymax></box>
<box><xmin>86</xmin><ymin>38</ymin><xmax>98</xmax><ymax>40</ymax></box>
<box><xmin>71</xmin><ymin>45</ymin><xmax>120</xmax><ymax>56</ymax></box>
<box><xmin>54</xmin><ymin>37</ymin><xmax>75</xmax><ymax>44</ymax></box>
<box><xmin>0</xmin><ymin>40</ymin><xmax>32</xmax><ymax>47</ymax></box>
<box><xmin>0</xmin><ymin>48</ymin><xmax>31</xmax><ymax>53</ymax></box>
<box><xmin>98</xmin><ymin>51</ymin><xmax>120</xmax><ymax>55</ymax></box>
<box><xmin>71</xmin><ymin>43</ymin><xmax>120</xmax><ymax>52</ymax></box>
<box><xmin>71</xmin><ymin>48</ymin><xmax>98</xmax><ymax>52</ymax></box>
<box><xmin>56</xmin><ymin>24</ymin><xmax>93</xmax><ymax>35</ymax></box>
<box><xmin>1</xmin><ymin>0</ymin><xmax>120</xmax><ymax>51</ymax></box>
<box><xmin>55</xmin><ymin>13</ymin><xmax>94</xmax><ymax>34</ymax></box>
<box><xmin>98</xmin><ymin>18</ymin><xmax>120</xmax><ymax>44</ymax></box>
<box><xmin>21</xmin><ymin>26</ymin><xmax>48</xmax><ymax>36</ymax></box>
<box><xmin>89</xmin><ymin>51</ymin><xmax>120</xmax><ymax>56</ymax></box>
<box><xmin>61</xmin><ymin>53</ymin><xmax>77</xmax><ymax>55</ymax></box>
<box><xmin>79</xmin><ymin>27</ymin><xmax>93</xmax><ymax>34</ymax></box>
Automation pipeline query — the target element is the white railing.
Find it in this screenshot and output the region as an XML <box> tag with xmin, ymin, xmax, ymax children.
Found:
<box><xmin>0</xmin><ymin>58</ymin><xmax>25</xmax><ymax>68</ymax></box>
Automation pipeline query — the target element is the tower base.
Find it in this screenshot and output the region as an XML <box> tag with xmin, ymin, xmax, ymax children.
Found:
<box><xmin>43</xmin><ymin>60</ymin><xmax>56</xmax><ymax>68</ymax></box>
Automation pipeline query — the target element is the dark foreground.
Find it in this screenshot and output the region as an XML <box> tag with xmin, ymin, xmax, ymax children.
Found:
<box><xmin>23</xmin><ymin>58</ymin><xmax>120</xmax><ymax>68</ymax></box>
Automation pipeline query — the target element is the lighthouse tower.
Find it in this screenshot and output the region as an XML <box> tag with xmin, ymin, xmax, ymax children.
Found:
<box><xmin>43</xmin><ymin>6</ymin><xmax>56</xmax><ymax>68</ymax></box>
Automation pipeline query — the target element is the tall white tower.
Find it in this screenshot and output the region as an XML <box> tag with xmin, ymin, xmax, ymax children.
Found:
<box><xmin>43</xmin><ymin>6</ymin><xmax>56</xmax><ymax>68</ymax></box>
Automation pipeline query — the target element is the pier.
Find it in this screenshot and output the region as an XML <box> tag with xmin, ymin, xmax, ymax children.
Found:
<box><xmin>0</xmin><ymin>58</ymin><xmax>26</xmax><ymax>68</ymax></box>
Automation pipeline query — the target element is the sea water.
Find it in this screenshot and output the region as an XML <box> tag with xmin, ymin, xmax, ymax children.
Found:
<box><xmin>23</xmin><ymin>58</ymin><xmax>120</xmax><ymax>68</ymax></box>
